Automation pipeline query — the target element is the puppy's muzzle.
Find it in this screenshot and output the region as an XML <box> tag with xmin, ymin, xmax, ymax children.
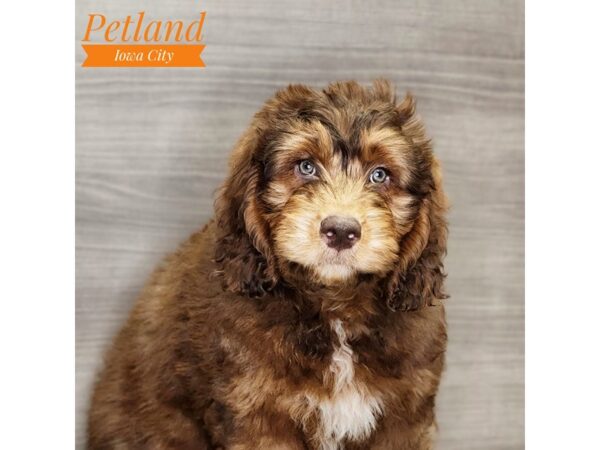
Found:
<box><xmin>320</xmin><ymin>216</ymin><xmax>361</xmax><ymax>251</ymax></box>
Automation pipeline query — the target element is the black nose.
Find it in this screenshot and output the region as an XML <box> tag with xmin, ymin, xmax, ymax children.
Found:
<box><xmin>320</xmin><ymin>216</ymin><xmax>362</xmax><ymax>251</ymax></box>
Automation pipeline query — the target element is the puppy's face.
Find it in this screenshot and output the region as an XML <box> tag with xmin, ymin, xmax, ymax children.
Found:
<box><xmin>264</xmin><ymin>122</ymin><xmax>418</xmax><ymax>285</ymax></box>
<box><xmin>216</xmin><ymin>81</ymin><xmax>444</xmax><ymax>300</ymax></box>
<box><xmin>253</xmin><ymin>90</ymin><xmax>435</xmax><ymax>287</ymax></box>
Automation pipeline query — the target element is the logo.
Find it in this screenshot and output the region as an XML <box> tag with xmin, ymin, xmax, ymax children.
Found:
<box><xmin>81</xmin><ymin>11</ymin><xmax>206</xmax><ymax>68</ymax></box>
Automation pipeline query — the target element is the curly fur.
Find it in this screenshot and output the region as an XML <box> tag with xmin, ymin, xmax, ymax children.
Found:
<box><xmin>88</xmin><ymin>80</ymin><xmax>449</xmax><ymax>450</ymax></box>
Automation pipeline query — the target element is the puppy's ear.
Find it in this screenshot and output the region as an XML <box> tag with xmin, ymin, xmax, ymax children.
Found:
<box><xmin>383</xmin><ymin>95</ymin><xmax>449</xmax><ymax>311</ymax></box>
<box><xmin>214</xmin><ymin>126</ymin><xmax>278</xmax><ymax>297</ymax></box>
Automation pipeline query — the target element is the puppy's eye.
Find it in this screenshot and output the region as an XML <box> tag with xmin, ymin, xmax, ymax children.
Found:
<box><xmin>298</xmin><ymin>160</ymin><xmax>316</xmax><ymax>177</ymax></box>
<box><xmin>369</xmin><ymin>167</ymin><xmax>389</xmax><ymax>184</ymax></box>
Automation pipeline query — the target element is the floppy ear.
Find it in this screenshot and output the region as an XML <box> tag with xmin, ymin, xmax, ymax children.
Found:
<box><xmin>383</xmin><ymin>95</ymin><xmax>449</xmax><ymax>311</ymax></box>
<box><xmin>384</xmin><ymin>158</ymin><xmax>448</xmax><ymax>311</ymax></box>
<box><xmin>213</xmin><ymin>126</ymin><xmax>279</xmax><ymax>297</ymax></box>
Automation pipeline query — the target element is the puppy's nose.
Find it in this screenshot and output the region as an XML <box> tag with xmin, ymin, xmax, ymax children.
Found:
<box><xmin>320</xmin><ymin>216</ymin><xmax>362</xmax><ymax>251</ymax></box>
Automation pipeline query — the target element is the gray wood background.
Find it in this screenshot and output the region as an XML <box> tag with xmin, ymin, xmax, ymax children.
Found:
<box><xmin>75</xmin><ymin>1</ymin><xmax>524</xmax><ymax>448</ymax></box>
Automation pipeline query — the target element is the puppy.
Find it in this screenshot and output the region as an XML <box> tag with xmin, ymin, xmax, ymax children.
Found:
<box><xmin>87</xmin><ymin>80</ymin><xmax>449</xmax><ymax>450</ymax></box>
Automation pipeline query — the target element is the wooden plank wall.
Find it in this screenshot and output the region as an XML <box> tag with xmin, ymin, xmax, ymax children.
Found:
<box><xmin>76</xmin><ymin>1</ymin><xmax>524</xmax><ymax>448</ymax></box>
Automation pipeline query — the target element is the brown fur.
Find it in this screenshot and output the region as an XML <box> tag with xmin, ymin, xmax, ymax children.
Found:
<box><xmin>88</xmin><ymin>80</ymin><xmax>449</xmax><ymax>450</ymax></box>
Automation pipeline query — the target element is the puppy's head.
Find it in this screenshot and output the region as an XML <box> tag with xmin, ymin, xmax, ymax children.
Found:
<box><xmin>215</xmin><ymin>80</ymin><xmax>447</xmax><ymax>310</ymax></box>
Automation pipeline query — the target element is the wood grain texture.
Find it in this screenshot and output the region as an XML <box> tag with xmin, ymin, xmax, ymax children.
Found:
<box><xmin>75</xmin><ymin>0</ymin><xmax>524</xmax><ymax>448</ymax></box>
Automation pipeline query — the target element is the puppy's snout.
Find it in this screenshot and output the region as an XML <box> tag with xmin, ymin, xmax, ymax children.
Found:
<box><xmin>320</xmin><ymin>216</ymin><xmax>361</xmax><ymax>251</ymax></box>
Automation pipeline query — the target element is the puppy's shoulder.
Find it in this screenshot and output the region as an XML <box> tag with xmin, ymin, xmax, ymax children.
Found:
<box><xmin>129</xmin><ymin>220</ymin><xmax>228</xmax><ymax>324</ymax></box>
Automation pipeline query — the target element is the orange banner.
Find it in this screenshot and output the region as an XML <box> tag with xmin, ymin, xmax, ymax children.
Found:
<box><xmin>82</xmin><ymin>44</ymin><xmax>205</xmax><ymax>68</ymax></box>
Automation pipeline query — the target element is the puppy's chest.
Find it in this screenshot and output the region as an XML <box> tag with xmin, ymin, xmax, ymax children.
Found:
<box><xmin>297</xmin><ymin>319</ymin><xmax>383</xmax><ymax>450</ymax></box>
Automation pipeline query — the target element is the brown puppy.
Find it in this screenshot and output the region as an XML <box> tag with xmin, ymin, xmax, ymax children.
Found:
<box><xmin>87</xmin><ymin>80</ymin><xmax>449</xmax><ymax>450</ymax></box>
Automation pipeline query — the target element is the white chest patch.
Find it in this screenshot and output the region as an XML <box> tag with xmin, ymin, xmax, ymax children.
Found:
<box><xmin>311</xmin><ymin>319</ymin><xmax>383</xmax><ymax>450</ymax></box>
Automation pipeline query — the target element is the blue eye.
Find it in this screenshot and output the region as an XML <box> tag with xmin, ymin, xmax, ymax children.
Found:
<box><xmin>298</xmin><ymin>160</ymin><xmax>316</xmax><ymax>176</ymax></box>
<box><xmin>369</xmin><ymin>168</ymin><xmax>388</xmax><ymax>184</ymax></box>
